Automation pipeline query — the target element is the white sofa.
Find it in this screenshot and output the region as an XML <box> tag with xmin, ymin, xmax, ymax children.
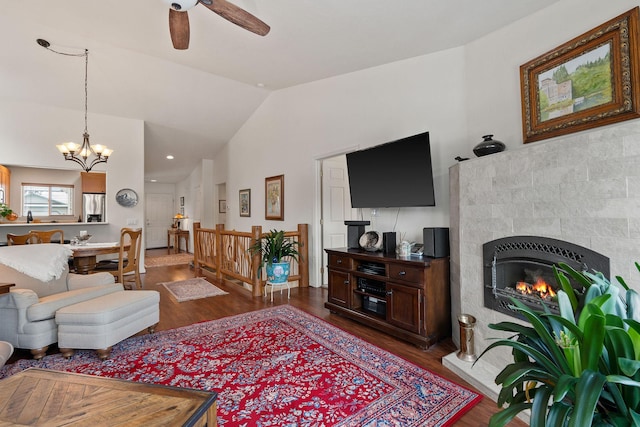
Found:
<box><xmin>0</xmin><ymin>244</ymin><xmax>121</xmax><ymax>359</ymax></box>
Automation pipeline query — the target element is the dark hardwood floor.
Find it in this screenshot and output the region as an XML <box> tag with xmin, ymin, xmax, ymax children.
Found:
<box><xmin>8</xmin><ymin>248</ymin><xmax>524</xmax><ymax>426</ymax></box>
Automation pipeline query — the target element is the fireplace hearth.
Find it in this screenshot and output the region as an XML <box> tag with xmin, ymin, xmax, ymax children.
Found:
<box><xmin>483</xmin><ymin>236</ymin><xmax>610</xmax><ymax>319</ymax></box>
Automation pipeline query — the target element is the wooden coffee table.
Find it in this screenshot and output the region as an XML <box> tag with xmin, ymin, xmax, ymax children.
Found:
<box><xmin>0</xmin><ymin>283</ymin><xmax>14</xmax><ymax>294</ymax></box>
<box><xmin>0</xmin><ymin>368</ymin><xmax>217</xmax><ymax>426</ymax></box>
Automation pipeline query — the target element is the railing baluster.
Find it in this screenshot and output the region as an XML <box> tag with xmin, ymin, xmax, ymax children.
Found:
<box><xmin>192</xmin><ymin>222</ymin><xmax>309</xmax><ymax>296</ymax></box>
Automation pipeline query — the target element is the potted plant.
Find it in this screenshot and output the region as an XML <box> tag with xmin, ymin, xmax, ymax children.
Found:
<box><xmin>0</xmin><ymin>203</ymin><xmax>17</xmax><ymax>221</ymax></box>
<box><xmin>249</xmin><ymin>229</ymin><xmax>301</xmax><ymax>284</ymax></box>
<box><xmin>477</xmin><ymin>262</ymin><xmax>640</xmax><ymax>426</ymax></box>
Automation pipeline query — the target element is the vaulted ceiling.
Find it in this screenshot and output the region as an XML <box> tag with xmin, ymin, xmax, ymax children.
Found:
<box><xmin>2</xmin><ymin>0</ymin><xmax>559</xmax><ymax>182</ymax></box>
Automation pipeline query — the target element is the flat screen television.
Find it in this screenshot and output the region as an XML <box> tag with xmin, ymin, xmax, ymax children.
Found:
<box><xmin>346</xmin><ymin>131</ymin><xmax>435</xmax><ymax>208</ymax></box>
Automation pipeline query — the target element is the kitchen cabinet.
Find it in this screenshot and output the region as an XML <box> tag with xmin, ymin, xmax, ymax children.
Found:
<box><xmin>0</xmin><ymin>165</ymin><xmax>9</xmax><ymax>204</ymax></box>
<box><xmin>81</xmin><ymin>172</ymin><xmax>106</xmax><ymax>193</ymax></box>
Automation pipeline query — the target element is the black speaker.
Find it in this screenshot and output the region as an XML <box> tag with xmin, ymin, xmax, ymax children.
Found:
<box><xmin>345</xmin><ymin>221</ymin><xmax>369</xmax><ymax>249</ymax></box>
<box><xmin>382</xmin><ymin>232</ymin><xmax>396</xmax><ymax>254</ymax></box>
<box><xmin>423</xmin><ymin>227</ymin><xmax>449</xmax><ymax>258</ymax></box>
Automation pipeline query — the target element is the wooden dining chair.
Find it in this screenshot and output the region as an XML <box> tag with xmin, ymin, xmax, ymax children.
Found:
<box><xmin>30</xmin><ymin>229</ymin><xmax>64</xmax><ymax>244</ymax></box>
<box><xmin>7</xmin><ymin>232</ymin><xmax>42</xmax><ymax>245</ymax></box>
<box><xmin>95</xmin><ymin>228</ymin><xmax>142</xmax><ymax>290</ymax></box>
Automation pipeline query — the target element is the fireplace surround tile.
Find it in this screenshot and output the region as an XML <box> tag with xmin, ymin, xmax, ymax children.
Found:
<box><xmin>513</xmin><ymin>217</ymin><xmax>561</xmax><ymax>235</ymax></box>
<box><xmin>447</xmin><ymin>120</ymin><xmax>640</xmax><ymax>390</ymax></box>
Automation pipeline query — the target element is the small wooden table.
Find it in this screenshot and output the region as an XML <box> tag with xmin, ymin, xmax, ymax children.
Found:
<box><xmin>66</xmin><ymin>243</ymin><xmax>130</xmax><ymax>275</ymax></box>
<box><xmin>0</xmin><ymin>283</ymin><xmax>15</xmax><ymax>294</ymax></box>
<box><xmin>0</xmin><ymin>368</ymin><xmax>217</xmax><ymax>426</ymax></box>
<box><xmin>168</xmin><ymin>229</ymin><xmax>189</xmax><ymax>254</ymax></box>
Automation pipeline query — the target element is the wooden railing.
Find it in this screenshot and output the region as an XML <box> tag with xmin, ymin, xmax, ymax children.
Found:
<box><xmin>192</xmin><ymin>222</ymin><xmax>309</xmax><ymax>297</ymax></box>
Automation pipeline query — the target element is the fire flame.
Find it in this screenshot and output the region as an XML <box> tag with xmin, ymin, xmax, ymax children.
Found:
<box><xmin>515</xmin><ymin>278</ymin><xmax>556</xmax><ymax>299</ymax></box>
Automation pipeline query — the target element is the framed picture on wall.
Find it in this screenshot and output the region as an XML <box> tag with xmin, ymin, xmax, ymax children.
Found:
<box><xmin>520</xmin><ymin>8</ymin><xmax>640</xmax><ymax>143</ymax></box>
<box><xmin>219</xmin><ymin>200</ymin><xmax>227</xmax><ymax>214</ymax></box>
<box><xmin>239</xmin><ymin>189</ymin><xmax>251</xmax><ymax>217</ymax></box>
<box><xmin>180</xmin><ymin>196</ymin><xmax>184</xmax><ymax>207</ymax></box>
<box><xmin>265</xmin><ymin>175</ymin><xmax>284</xmax><ymax>221</ymax></box>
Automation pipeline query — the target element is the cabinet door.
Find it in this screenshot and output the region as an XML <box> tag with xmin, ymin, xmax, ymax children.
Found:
<box><xmin>387</xmin><ymin>282</ymin><xmax>421</xmax><ymax>333</ymax></box>
<box><xmin>0</xmin><ymin>165</ymin><xmax>9</xmax><ymax>204</ymax></box>
<box><xmin>328</xmin><ymin>269</ymin><xmax>351</xmax><ymax>308</ymax></box>
<box><xmin>81</xmin><ymin>172</ymin><xmax>106</xmax><ymax>193</ymax></box>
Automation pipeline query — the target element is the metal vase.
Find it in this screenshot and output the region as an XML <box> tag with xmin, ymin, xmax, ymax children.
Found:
<box><xmin>457</xmin><ymin>314</ymin><xmax>477</xmax><ymax>362</ymax></box>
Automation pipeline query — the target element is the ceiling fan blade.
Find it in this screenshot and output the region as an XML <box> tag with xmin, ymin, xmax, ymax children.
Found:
<box><xmin>201</xmin><ymin>0</ymin><xmax>270</xmax><ymax>36</ymax></box>
<box><xmin>169</xmin><ymin>9</ymin><xmax>190</xmax><ymax>49</ymax></box>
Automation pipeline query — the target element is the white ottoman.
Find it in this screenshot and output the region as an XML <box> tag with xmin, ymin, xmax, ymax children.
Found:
<box><xmin>55</xmin><ymin>290</ymin><xmax>160</xmax><ymax>360</ymax></box>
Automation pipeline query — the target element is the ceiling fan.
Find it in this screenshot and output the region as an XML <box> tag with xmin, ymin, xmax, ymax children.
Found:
<box><xmin>164</xmin><ymin>0</ymin><xmax>270</xmax><ymax>50</ymax></box>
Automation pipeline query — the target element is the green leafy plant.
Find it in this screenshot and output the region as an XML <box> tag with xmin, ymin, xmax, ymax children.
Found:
<box><xmin>477</xmin><ymin>262</ymin><xmax>640</xmax><ymax>426</ymax></box>
<box><xmin>248</xmin><ymin>229</ymin><xmax>301</xmax><ymax>271</ymax></box>
<box><xmin>0</xmin><ymin>203</ymin><xmax>13</xmax><ymax>218</ymax></box>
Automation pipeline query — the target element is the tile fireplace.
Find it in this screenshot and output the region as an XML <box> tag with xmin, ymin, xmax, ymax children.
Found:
<box><xmin>445</xmin><ymin>120</ymin><xmax>640</xmax><ymax>403</ymax></box>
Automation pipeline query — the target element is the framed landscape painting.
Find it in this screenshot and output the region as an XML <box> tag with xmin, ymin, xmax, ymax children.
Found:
<box><xmin>521</xmin><ymin>7</ymin><xmax>640</xmax><ymax>143</ymax></box>
<box><xmin>265</xmin><ymin>175</ymin><xmax>284</xmax><ymax>221</ymax></box>
<box><xmin>239</xmin><ymin>189</ymin><xmax>251</xmax><ymax>217</ymax></box>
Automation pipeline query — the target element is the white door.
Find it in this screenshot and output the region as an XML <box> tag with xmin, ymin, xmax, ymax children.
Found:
<box><xmin>145</xmin><ymin>193</ymin><xmax>174</xmax><ymax>249</ymax></box>
<box><xmin>321</xmin><ymin>156</ymin><xmax>353</xmax><ymax>285</ymax></box>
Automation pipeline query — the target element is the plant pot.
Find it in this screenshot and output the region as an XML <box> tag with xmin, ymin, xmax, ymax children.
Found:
<box><xmin>266</xmin><ymin>262</ymin><xmax>290</xmax><ymax>284</ymax></box>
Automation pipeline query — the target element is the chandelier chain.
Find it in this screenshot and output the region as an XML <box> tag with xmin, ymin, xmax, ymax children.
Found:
<box><xmin>84</xmin><ymin>49</ymin><xmax>88</xmax><ymax>134</ymax></box>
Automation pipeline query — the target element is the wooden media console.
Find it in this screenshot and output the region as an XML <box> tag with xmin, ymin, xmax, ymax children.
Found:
<box><xmin>325</xmin><ymin>248</ymin><xmax>450</xmax><ymax>349</ymax></box>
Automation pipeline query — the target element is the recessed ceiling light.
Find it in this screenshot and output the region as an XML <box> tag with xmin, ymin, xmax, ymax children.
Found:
<box><xmin>166</xmin><ymin>155</ymin><xmax>174</xmax><ymax>160</ymax></box>
<box><xmin>150</xmin><ymin>179</ymin><xmax>157</xmax><ymax>182</ymax></box>
<box><xmin>257</xmin><ymin>83</ymin><xmax>265</xmax><ymax>88</ymax></box>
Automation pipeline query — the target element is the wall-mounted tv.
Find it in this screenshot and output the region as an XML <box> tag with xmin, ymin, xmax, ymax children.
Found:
<box><xmin>346</xmin><ymin>131</ymin><xmax>435</xmax><ymax>208</ymax></box>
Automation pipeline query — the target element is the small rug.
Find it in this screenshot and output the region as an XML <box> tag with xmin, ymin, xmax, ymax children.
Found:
<box><xmin>160</xmin><ymin>277</ymin><xmax>228</xmax><ymax>301</ymax></box>
<box><xmin>144</xmin><ymin>253</ymin><xmax>193</xmax><ymax>268</ymax></box>
<box><xmin>0</xmin><ymin>306</ymin><xmax>482</xmax><ymax>426</ymax></box>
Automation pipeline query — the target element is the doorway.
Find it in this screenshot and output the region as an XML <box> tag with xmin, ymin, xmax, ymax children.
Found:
<box><xmin>145</xmin><ymin>193</ymin><xmax>174</xmax><ymax>249</ymax></box>
<box><xmin>319</xmin><ymin>154</ymin><xmax>355</xmax><ymax>285</ymax></box>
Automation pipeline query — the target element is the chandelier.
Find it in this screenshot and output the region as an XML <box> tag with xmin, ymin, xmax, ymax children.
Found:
<box><xmin>38</xmin><ymin>39</ymin><xmax>113</xmax><ymax>172</ymax></box>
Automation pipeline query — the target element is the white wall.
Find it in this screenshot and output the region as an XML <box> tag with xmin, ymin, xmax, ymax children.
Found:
<box><xmin>218</xmin><ymin>0</ymin><xmax>637</xmax><ymax>291</ymax></box>
<box><xmin>444</xmin><ymin>0</ymin><xmax>640</xmax><ymax>392</ymax></box>
<box><xmin>0</xmin><ymin>100</ymin><xmax>145</xmax><ymax>245</ymax></box>
<box><xmin>225</xmin><ymin>47</ymin><xmax>469</xmax><ymax>286</ymax></box>
<box><xmin>464</xmin><ymin>0</ymin><xmax>638</xmax><ymax>146</ymax></box>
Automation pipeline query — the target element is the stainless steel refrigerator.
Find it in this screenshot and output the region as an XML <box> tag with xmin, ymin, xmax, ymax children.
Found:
<box><xmin>83</xmin><ymin>193</ymin><xmax>106</xmax><ymax>222</ymax></box>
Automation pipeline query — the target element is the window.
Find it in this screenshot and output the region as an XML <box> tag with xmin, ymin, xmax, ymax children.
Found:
<box><xmin>22</xmin><ymin>184</ymin><xmax>74</xmax><ymax>217</ymax></box>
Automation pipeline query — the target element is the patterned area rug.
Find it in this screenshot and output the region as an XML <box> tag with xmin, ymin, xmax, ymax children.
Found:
<box><xmin>0</xmin><ymin>306</ymin><xmax>482</xmax><ymax>426</ymax></box>
<box><xmin>160</xmin><ymin>277</ymin><xmax>228</xmax><ymax>301</ymax></box>
<box><xmin>144</xmin><ymin>253</ymin><xmax>193</xmax><ymax>268</ymax></box>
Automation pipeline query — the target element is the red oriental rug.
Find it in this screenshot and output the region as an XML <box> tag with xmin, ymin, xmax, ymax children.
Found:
<box><xmin>0</xmin><ymin>306</ymin><xmax>482</xmax><ymax>426</ymax></box>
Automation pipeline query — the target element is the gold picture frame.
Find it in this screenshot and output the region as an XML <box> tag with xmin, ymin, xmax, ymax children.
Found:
<box><xmin>265</xmin><ymin>175</ymin><xmax>284</xmax><ymax>221</ymax></box>
<box><xmin>521</xmin><ymin>7</ymin><xmax>640</xmax><ymax>143</ymax></box>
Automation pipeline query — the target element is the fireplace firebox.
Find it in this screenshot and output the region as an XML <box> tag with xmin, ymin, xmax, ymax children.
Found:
<box><xmin>483</xmin><ymin>236</ymin><xmax>610</xmax><ymax>319</ymax></box>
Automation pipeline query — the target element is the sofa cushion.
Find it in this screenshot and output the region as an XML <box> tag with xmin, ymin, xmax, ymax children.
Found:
<box><xmin>56</xmin><ymin>290</ymin><xmax>160</xmax><ymax>325</ymax></box>
<box><xmin>0</xmin><ymin>263</ymin><xmax>70</xmax><ymax>298</ymax></box>
<box><xmin>67</xmin><ymin>272</ymin><xmax>115</xmax><ymax>291</ymax></box>
<box><xmin>27</xmin><ymin>284</ymin><xmax>124</xmax><ymax>322</ymax></box>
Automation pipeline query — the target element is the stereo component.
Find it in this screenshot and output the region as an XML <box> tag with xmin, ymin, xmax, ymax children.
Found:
<box><xmin>423</xmin><ymin>227</ymin><xmax>450</xmax><ymax>258</ymax></box>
